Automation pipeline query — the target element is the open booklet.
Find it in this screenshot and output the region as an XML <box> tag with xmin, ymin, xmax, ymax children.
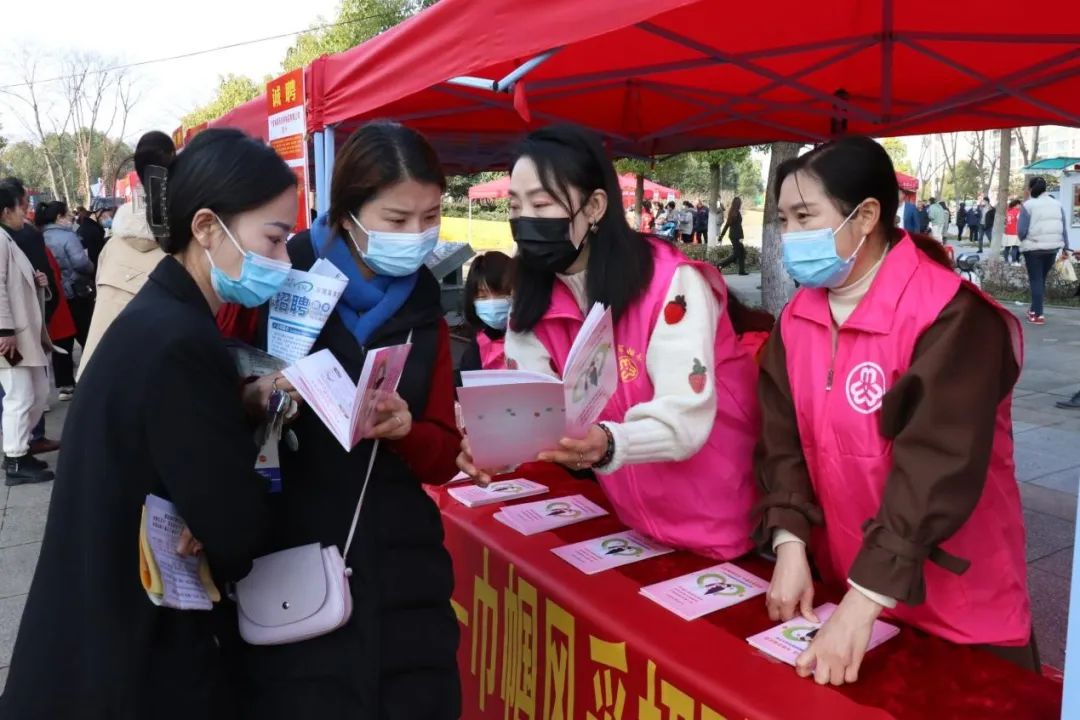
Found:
<box><xmin>139</xmin><ymin>494</ymin><xmax>221</xmax><ymax>610</ymax></box>
<box><xmin>283</xmin><ymin>343</ymin><xmax>411</xmax><ymax>452</ymax></box>
<box><xmin>267</xmin><ymin>259</ymin><xmax>349</xmax><ymax>364</ymax></box>
<box><xmin>457</xmin><ymin>303</ymin><xmax>616</xmax><ymax>471</ymax></box>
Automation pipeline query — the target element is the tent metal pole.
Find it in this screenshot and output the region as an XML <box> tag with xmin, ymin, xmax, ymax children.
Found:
<box><xmin>446</xmin><ymin>76</ymin><xmax>498</xmax><ymax>91</ymax></box>
<box><xmin>899</xmin><ymin>37</ymin><xmax>1080</xmax><ymax>127</ymax></box>
<box><xmin>468</xmin><ymin>199</ymin><xmax>472</xmax><ymax>244</ymax></box>
<box><xmin>638</xmin><ymin>22</ymin><xmax>880</xmax><ymax>123</ymax></box>
<box><xmin>884</xmin><ymin>51</ymin><xmax>1080</xmax><ymax>131</ymax></box>
<box><xmin>321</xmin><ymin>125</ymin><xmax>336</xmax><ymax>215</ymax></box>
<box><xmin>881</xmin><ymin>0</ymin><xmax>894</xmax><ymax>119</ymax></box>
<box><xmin>902</xmin><ymin>31</ymin><xmax>1080</xmax><ymax>43</ymax></box>
<box><xmin>645</xmin><ymin>85</ymin><xmax>825</xmax><ymax>142</ymax></box>
<box><xmin>636</xmin><ymin>38</ymin><xmax>877</xmax><ymax>142</ymax></box>
<box><xmin>312</xmin><ymin>130</ymin><xmax>325</xmax><ymax>218</ymax></box>
<box><xmin>494</xmin><ymin>48</ymin><xmax>560</xmax><ymax>92</ymax></box>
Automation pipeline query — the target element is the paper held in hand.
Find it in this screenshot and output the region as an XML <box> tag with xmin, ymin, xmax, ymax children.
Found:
<box><xmin>551</xmin><ymin>530</ymin><xmax>674</xmax><ymax>575</ymax></box>
<box><xmin>492</xmin><ymin>494</ymin><xmax>608</xmax><ymax>535</ymax></box>
<box><xmin>639</xmin><ymin>563</ymin><xmax>768</xmax><ymax>621</ymax></box>
<box><xmin>447</xmin><ymin>478</ymin><xmax>549</xmax><ymax>508</ymax></box>
<box><xmin>139</xmin><ymin>494</ymin><xmax>220</xmax><ymax>610</ymax></box>
<box><xmin>746</xmin><ymin>602</ymin><xmax>900</xmax><ymax>666</ymax></box>
<box><xmin>267</xmin><ymin>260</ymin><xmax>349</xmax><ymax>364</ymax></box>
<box><xmin>283</xmin><ymin>343</ymin><xmax>412</xmax><ymax>451</ymax></box>
<box><xmin>458</xmin><ymin>303</ymin><xmax>616</xmax><ymax>471</ymax></box>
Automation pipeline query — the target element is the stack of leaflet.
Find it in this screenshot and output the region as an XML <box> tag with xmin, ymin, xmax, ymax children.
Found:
<box><xmin>746</xmin><ymin>603</ymin><xmax>900</xmax><ymax>665</ymax></box>
<box><xmin>639</xmin><ymin>563</ymin><xmax>768</xmax><ymax>620</ymax></box>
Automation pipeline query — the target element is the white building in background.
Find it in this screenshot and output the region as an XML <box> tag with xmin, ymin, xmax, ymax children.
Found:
<box><xmin>1011</xmin><ymin>126</ymin><xmax>1080</xmax><ymax>164</ymax></box>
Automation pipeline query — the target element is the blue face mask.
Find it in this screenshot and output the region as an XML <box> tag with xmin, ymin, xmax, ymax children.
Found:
<box><xmin>102</xmin><ymin>218</ymin><xmax>113</xmax><ymax>229</ymax></box>
<box><xmin>781</xmin><ymin>204</ymin><xmax>867</xmax><ymax>289</ymax></box>
<box><xmin>348</xmin><ymin>212</ymin><xmax>439</xmax><ymax>277</ymax></box>
<box><xmin>206</xmin><ymin>215</ymin><xmax>292</xmax><ymax>307</ymax></box>
<box><xmin>474</xmin><ymin>297</ymin><xmax>511</xmax><ymax>331</ymax></box>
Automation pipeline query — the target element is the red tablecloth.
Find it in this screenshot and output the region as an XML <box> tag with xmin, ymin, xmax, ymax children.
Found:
<box><xmin>429</xmin><ymin>466</ymin><xmax>1062</xmax><ymax>720</ymax></box>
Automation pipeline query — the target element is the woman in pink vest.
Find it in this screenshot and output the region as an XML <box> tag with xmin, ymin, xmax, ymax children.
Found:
<box><xmin>457</xmin><ymin>125</ymin><xmax>768</xmax><ymax>560</ymax></box>
<box><xmin>459</xmin><ymin>251</ymin><xmax>512</xmax><ymax>373</ymax></box>
<box><xmin>756</xmin><ymin>136</ymin><xmax>1034</xmax><ymax>687</ymax></box>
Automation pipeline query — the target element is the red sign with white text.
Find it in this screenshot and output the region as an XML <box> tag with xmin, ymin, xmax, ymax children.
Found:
<box><xmin>267</xmin><ymin>68</ymin><xmax>310</xmax><ymax>232</ymax></box>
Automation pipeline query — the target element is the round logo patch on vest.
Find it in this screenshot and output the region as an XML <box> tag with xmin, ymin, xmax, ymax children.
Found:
<box><xmin>845</xmin><ymin>362</ymin><xmax>887</xmax><ymax>415</ymax></box>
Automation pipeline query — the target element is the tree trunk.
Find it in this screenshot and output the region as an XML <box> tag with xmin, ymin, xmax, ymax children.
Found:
<box><xmin>991</xmin><ymin>128</ymin><xmax>1011</xmax><ymax>259</ymax></box>
<box><xmin>707</xmin><ymin>162</ymin><xmax>720</xmax><ymax>246</ymax></box>
<box><xmin>762</xmin><ymin>142</ymin><xmax>801</xmax><ymax>315</ymax></box>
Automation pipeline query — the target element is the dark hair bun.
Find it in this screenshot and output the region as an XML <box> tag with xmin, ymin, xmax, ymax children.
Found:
<box><xmin>134</xmin><ymin>131</ymin><xmax>177</xmax><ymax>186</ymax></box>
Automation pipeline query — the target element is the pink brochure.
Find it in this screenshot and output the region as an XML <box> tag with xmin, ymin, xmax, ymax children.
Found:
<box><xmin>746</xmin><ymin>602</ymin><xmax>900</xmax><ymax>666</ymax></box>
<box><xmin>447</xmin><ymin>479</ymin><xmax>549</xmax><ymax>508</ymax></box>
<box><xmin>492</xmin><ymin>495</ymin><xmax>608</xmax><ymax>536</ymax></box>
<box><xmin>639</xmin><ymin>563</ymin><xmax>768</xmax><ymax>621</ymax></box>
<box><xmin>551</xmin><ymin>530</ymin><xmax>674</xmax><ymax>575</ymax></box>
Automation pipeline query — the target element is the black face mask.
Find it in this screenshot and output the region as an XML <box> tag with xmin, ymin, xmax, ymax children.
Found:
<box><xmin>510</xmin><ymin>216</ymin><xmax>585</xmax><ymax>274</ymax></box>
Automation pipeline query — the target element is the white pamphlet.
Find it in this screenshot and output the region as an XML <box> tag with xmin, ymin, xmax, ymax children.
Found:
<box><xmin>143</xmin><ymin>494</ymin><xmax>214</xmax><ymax>611</ymax></box>
<box><xmin>447</xmin><ymin>478</ymin><xmax>549</xmax><ymax>508</ymax></box>
<box><xmin>458</xmin><ymin>303</ymin><xmax>616</xmax><ymax>470</ymax></box>
<box><xmin>267</xmin><ymin>263</ymin><xmax>349</xmax><ymax>363</ymax></box>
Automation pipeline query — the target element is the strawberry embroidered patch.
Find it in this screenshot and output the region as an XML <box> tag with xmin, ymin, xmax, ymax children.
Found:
<box><xmin>689</xmin><ymin>358</ymin><xmax>707</xmax><ymax>394</ymax></box>
<box><xmin>663</xmin><ymin>295</ymin><xmax>687</xmax><ymax>325</ymax></box>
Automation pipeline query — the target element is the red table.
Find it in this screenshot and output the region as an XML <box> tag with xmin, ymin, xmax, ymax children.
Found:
<box><xmin>429</xmin><ymin>466</ymin><xmax>1062</xmax><ymax>720</ymax></box>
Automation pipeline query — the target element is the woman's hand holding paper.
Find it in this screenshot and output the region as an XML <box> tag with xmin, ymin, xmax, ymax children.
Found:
<box><xmin>370</xmin><ymin>392</ymin><xmax>412</xmax><ymax>441</ymax></box>
<box><xmin>537</xmin><ymin>424</ymin><xmax>609</xmax><ymax>470</ymax></box>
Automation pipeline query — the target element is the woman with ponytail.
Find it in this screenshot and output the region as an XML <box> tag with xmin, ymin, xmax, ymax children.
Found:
<box><xmin>1</xmin><ymin>128</ymin><xmax>301</xmax><ymax>720</ymax></box>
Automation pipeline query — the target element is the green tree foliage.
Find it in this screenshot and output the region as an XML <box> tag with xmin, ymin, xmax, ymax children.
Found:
<box><xmin>0</xmin><ymin>133</ymin><xmax>132</xmax><ymax>204</ymax></box>
<box><xmin>282</xmin><ymin>0</ymin><xmax>438</xmax><ymax>71</ymax></box>
<box><xmin>181</xmin><ymin>74</ymin><xmax>262</xmax><ymax>128</ymax></box>
<box><xmin>944</xmin><ymin>159</ymin><xmax>983</xmax><ymax>201</ymax></box>
<box><xmin>881</xmin><ymin>138</ymin><xmax>913</xmax><ymax>175</ymax></box>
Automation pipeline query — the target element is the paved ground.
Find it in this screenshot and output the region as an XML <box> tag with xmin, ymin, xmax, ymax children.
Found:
<box><xmin>1</xmin><ymin>265</ymin><xmax>1077</xmax><ymax>693</ymax></box>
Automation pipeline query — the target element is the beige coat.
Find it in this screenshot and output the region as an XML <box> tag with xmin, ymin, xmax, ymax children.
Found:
<box><xmin>0</xmin><ymin>226</ymin><xmax>50</xmax><ymax>368</ymax></box>
<box><xmin>77</xmin><ymin>200</ymin><xmax>166</xmax><ymax>379</ymax></box>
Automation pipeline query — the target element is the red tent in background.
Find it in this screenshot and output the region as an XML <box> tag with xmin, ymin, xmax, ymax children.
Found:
<box><xmin>207</xmin><ymin>94</ymin><xmax>271</xmax><ymax>142</ymax></box>
<box><xmin>468</xmin><ymin>173</ymin><xmax>680</xmax><ymax>200</ymax></box>
<box><xmin>306</xmin><ymin>0</ymin><xmax>1080</xmax><ymax>170</ymax></box>
<box><xmin>895</xmin><ymin>171</ymin><xmax>920</xmax><ymax>192</ymax></box>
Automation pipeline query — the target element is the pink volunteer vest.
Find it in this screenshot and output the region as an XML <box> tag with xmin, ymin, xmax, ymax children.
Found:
<box><xmin>476</xmin><ymin>332</ymin><xmax>506</xmax><ymax>370</ymax></box>
<box><xmin>780</xmin><ymin>234</ymin><xmax>1030</xmax><ymax>646</ymax></box>
<box><xmin>530</xmin><ymin>238</ymin><xmax>759</xmax><ymax>559</ymax></box>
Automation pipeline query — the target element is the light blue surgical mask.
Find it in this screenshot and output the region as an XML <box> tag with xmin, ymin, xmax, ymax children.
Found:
<box><xmin>206</xmin><ymin>215</ymin><xmax>292</xmax><ymax>307</ymax></box>
<box><xmin>474</xmin><ymin>297</ymin><xmax>511</xmax><ymax>331</ymax></box>
<box><xmin>102</xmin><ymin>218</ymin><xmax>113</xmax><ymax>229</ymax></box>
<box><xmin>781</xmin><ymin>204</ymin><xmax>868</xmax><ymax>289</ymax></box>
<box><xmin>348</xmin><ymin>212</ymin><xmax>439</xmax><ymax>277</ymax></box>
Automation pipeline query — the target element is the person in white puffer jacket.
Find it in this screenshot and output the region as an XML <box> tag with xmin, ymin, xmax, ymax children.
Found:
<box><xmin>1018</xmin><ymin>176</ymin><xmax>1070</xmax><ymax>325</ymax></box>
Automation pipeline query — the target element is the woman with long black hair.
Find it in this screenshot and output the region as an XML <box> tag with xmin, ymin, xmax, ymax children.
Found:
<box><xmin>458</xmin><ymin>124</ymin><xmax>767</xmax><ymax>561</ymax></box>
<box><xmin>244</xmin><ymin>121</ymin><xmax>461</xmax><ymax>720</ymax></box>
<box><xmin>1</xmin><ymin>128</ymin><xmax>300</xmax><ymax>719</ymax></box>
<box><xmin>757</xmin><ymin>136</ymin><xmax>1033</xmax><ymax>686</ymax></box>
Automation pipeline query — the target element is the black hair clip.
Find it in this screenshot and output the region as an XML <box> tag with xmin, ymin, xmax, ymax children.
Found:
<box><xmin>144</xmin><ymin>164</ymin><xmax>170</xmax><ymax>239</ymax></box>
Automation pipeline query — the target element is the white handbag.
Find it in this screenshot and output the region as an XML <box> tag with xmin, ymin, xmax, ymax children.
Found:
<box><xmin>234</xmin><ymin>438</ymin><xmax>380</xmax><ymax>645</ymax></box>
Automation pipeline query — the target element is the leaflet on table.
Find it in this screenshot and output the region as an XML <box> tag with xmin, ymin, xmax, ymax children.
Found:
<box><xmin>457</xmin><ymin>303</ymin><xmax>615</xmax><ymax>470</ymax></box>
<box><xmin>267</xmin><ymin>263</ymin><xmax>348</xmax><ymax>364</ymax></box>
<box><xmin>746</xmin><ymin>602</ymin><xmax>900</xmax><ymax>666</ymax></box>
<box><xmin>139</xmin><ymin>494</ymin><xmax>220</xmax><ymax>611</ymax></box>
<box><xmin>447</xmin><ymin>478</ymin><xmax>548</xmax><ymax>508</ymax></box>
<box><xmin>492</xmin><ymin>494</ymin><xmax>608</xmax><ymax>535</ymax></box>
<box><xmin>639</xmin><ymin>562</ymin><xmax>768</xmax><ymax>620</ymax></box>
<box><xmin>283</xmin><ymin>344</ymin><xmax>412</xmax><ymax>452</ymax></box>
<box><xmin>552</xmin><ymin>530</ymin><xmax>674</xmax><ymax>575</ymax></box>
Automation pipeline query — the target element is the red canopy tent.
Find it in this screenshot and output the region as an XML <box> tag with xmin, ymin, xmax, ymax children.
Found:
<box><xmin>467</xmin><ymin>173</ymin><xmax>679</xmax><ymax>200</ymax></box>
<box><xmin>305</xmin><ymin>0</ymin><xmax>1080</xmax><ymax>171</ymax></box>
<box><xmin>895</xmin><ymin>171</ymin><xmax>920</xmax><ymax>192</ymax></box>
<box><xmin>206</xmin><ymin>94</ymin><xmax>271</xmax><ymax>141</ymax></box>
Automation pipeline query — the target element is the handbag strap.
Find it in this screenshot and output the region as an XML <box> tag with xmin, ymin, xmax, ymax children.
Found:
<box><xmin>341</xmin><ymin>329</ymin><xmax>413</xmax><ymax>559</ymax></box>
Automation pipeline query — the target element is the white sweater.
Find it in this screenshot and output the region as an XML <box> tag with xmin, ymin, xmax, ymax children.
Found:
<box><xmin>505</xmin><ymin>265</ymin><xmax>720</xmax><ymax>473</ymax></box>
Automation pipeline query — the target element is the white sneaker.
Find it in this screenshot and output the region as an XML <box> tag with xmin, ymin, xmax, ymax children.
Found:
<box><xmin>58</xmin><ymin>387</ymin><xmax>74</xmax><ymax>402</ymax></box>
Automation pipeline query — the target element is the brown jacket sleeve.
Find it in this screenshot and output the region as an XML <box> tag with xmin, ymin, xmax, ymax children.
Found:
<box><xmin>753</xmin><ymin>316</ymin><xmax>824</xmax><ymax>546</ymax></box>
<box><xmin>848</xmin><ymin>286</ymin><xmax>1019</xmax><ymax>605</ymax></box>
